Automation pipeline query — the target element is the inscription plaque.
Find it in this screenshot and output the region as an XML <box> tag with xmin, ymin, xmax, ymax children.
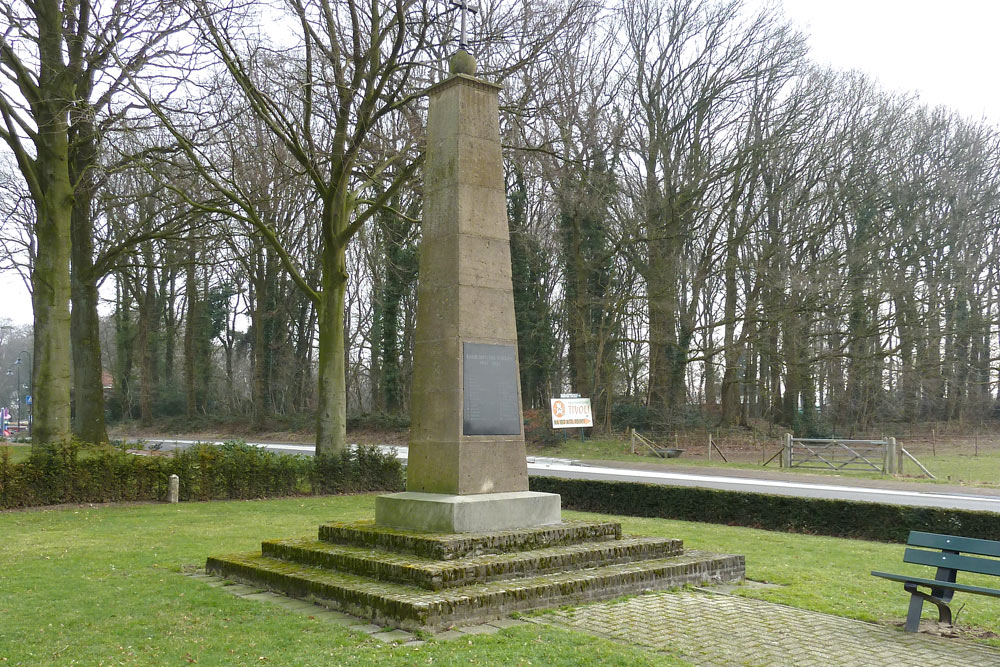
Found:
<box><xmin>462</xmin><ymin>342</ymin><xmax>521</xmax><ymax>435</ymax></box>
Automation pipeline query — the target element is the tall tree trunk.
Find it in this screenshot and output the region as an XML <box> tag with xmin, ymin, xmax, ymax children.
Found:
<box><xmin>69</xmin><ymin>270</ymin><xmax>108</xmax><ymax>442</ymax></box>
<box><xmin>647</xmin><ymin>228</ymin><xmax>683</xmax><ymax>425</ymax></box>
<box><xmin>701</xmin><ymin>287</ymin><xmax>716</xmax><ymax>409</ymax></box>
<box><xmin>69</xmin><ymin>119</ymin><xmax>108</xmax><ymax>444</ymax></box>
<box><xmin>316</xmin><ymin>274</ymin><xmax>347</xmax><ymax>455</ymax></box>
<box><xmin>162</xmin><ymin>266</ymin><xmax>179</xmax><ymax>388</ymax></box>
<box><xmin>566</xmin><ymin>220</ymin><xmax>593</xmax><ymax>396</ymax></box>
<box><xmin>113</xmin><ymin>281</ymin><xmax>136</xmax><ymax>420</ymax></box>
<box><xmin>315</xmin><ymin>232</ymin><xmax>348</xmax><ymax>456</ymax></box>
<box><xmin>921</xmin><ymin>278</ymin><xmax>944</xmax><ymax>419</ymax></box>
<box><xmin>24</xmin><ymin>0</ymin><xmax>74</xmax><ymax>446</ymax></box>
<box><xmin>781</xmin><ymin>307</ymin><xmax>801</xmax><ymax>425</ymax></box>
<box><xmin>948</xmin><ymin>289</ymin><xmax>971</xmax><ymax>421</ymax></box>
<box><xmin>293</xmin><ymin>295</ymin><xmax>315</xmax><ymax>412</ymax></box>
<box><xmin>719</xmin><ymin>220</ymin><xmax>741</xmax><ymax>425</ymax></box>
<box><xmin>138</xmin><ymin>252</ymin><xmax>157</xmax><ymax>426</ymax></box>
<box><xmin>969</xmin><ymin>290</ymin><xmax>990</xmax><ymax>417</ymax></box>
<box><xmin>32</xmin><ymin>169</ymin><xmax>74</xmax><ymax>446</ymax></box>
<box><xmin>894</xmin><ymin>291</ymin><xmax>919</xmax><ymax>422</ymax></box>
<box><xmin>184</xmin><ymin>242</ymin><xmax>199</xmax><ymax>418</ymax></box>
<box><xmin>248</xmin><ymin>246</ymin><xmax>269</xmax><ymax>428</ymax></box>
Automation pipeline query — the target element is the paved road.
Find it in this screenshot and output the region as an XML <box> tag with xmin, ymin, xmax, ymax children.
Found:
<box><xmin>139</xmin><ymin>438</ymin><xmax>1000</xmax><ymax>513</ymax></box>
<box><xmin>527</xmin><ymin>458</ymin><xmax>1000</xmax><ymax>512</ymax></box>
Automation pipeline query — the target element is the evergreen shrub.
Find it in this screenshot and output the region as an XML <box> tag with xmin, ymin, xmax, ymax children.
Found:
<box><xmin>346</xmin><ymin>412</ymin><xmax>410</xmax><ymax>430</ymax></box>
<box><xmin>311</xmin><ymin>446</ymin><xmax>404</xmax><ymax>495</ymax></box>
<box><xmin>791</xmin><ymin>410</ymin><xmax>834</xmax><ymax>439</ymax></box>
<box><xmin>530</xmin><ymin>476</ymin><xmax>1000</xmax><ymax>543</ymax></box>
<box><xmin>0</xmin><ymin>441</ymin><xmax>403</xmax><ymax>510</ymax></box>
<box><xmin>611</xmin><ymin>402</ymin><xmax>652</xmax><ymax>432</ymax></box>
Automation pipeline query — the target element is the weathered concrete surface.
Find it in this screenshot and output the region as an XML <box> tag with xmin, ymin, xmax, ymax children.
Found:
<box><xmin>404</xmin><ymin>73</ymin><xmax>532</xmax><ymax>501</ymax></box>
<box><xmin>375</xmin><ymin>490</ymin><xmax>562</xmax><ymax>533</ymax></box>
<box><xmin>319</xmin><ymin>519</ymin><xmax>622</xmax><ymax>560</ymax></box>
<box><xmin>261</xmin><ymin>534</ymin><xmax>682</xmax><ymax>590</ymax></box>
<box><xmin>206</xmin><ymin>548</ymin><xmax>744</xmax><ymax>632</ymax></box>
<box><xmin>206</xmin><ymin>515</ymin><xmax>743</xmax><ymax>632</ymax></box>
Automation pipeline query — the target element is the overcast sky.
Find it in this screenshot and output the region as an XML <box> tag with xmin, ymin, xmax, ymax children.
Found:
<box><xmin>1</xmin><ymin>0</ymin><xmax>997</xmax><ymax>327</ymax></box>
<box><xmin>778</xmin><ymin>0</ymin><xmax>999</xmax><ymax>122</ymax></box>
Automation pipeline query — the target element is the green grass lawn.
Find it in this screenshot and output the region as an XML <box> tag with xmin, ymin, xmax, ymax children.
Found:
<box><xmin>2</xmin><ymin>494</ymin><xmax>1000</xmax><ymax>665</ymax></box>
<box><xmin>1</xmin><ymin>444</ymin><xmax>32</xmax><ymax>464</ymax></box>
<box><xmin>596</xmin><ymin>511</ymin><xmax>1000</xmax><ymax>638</ymax></box>
<box><xmin>905</xmin><ymin>451</ymin><xmax>1000</xmax><ymax>486</ymax></box>
<box><xmin>2</xmin><ymin>443</ymin><xmax>125</xmax><ymax>465</ymax></box>
<box><xmin>0</xmin><ymin>495</ymin><xmax>685</xmax><ymax>666</ymax></box>
<box><xmin>532</xmin><ymin>437</ymin><xmax>772</xmax><ymax>469</ymax></box>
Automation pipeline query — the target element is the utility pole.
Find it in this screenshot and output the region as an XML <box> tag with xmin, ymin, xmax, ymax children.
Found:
<box><xmin>10</xmin><ymin>360</ymin><xmax>20</xmax><ymax>431</ymax></box>
<box><xmin>16</xmin><ymin>351</ymin><xmax>31</xmax><ymax>436</ymax></box>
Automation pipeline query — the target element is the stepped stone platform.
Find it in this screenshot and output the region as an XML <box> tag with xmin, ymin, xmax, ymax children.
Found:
<box><xmin>206</xmin><ymin>519</ymin><xmax>744</xmax><ymax>631</ymax></box>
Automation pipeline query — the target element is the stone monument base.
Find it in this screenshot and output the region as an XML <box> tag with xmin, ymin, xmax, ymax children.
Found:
<box><xmin>206</xmin><ymin>518</ymin><xmax>745</xmax><ymax>631</ymax></box>
<box><xmin>374</xmin><ymin>490</ymin><xmax>561</xmax><ymax>533</ymax></box>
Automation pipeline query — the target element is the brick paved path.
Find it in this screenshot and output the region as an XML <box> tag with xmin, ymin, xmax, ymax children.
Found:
<box><xmin>531</xmin><ymin>591</ymin><xmax>1000</xmax><ymax>666</ymax></box>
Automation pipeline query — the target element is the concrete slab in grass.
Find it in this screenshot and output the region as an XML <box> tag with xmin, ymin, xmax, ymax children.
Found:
<box><xmin>487</xmin><ymin>618</ymin><xmax>528</xmax><ymax>629</ymax></box>
<box><xmin>220</xmin><ymin>584</ymin><xmax>262</xmax><ymax>596</ymax></box>
<box><xmin>242</xmin><ymin>592</ymin><xmax>284</xmax><ymax>603</ymax></box>
<box><xmin>272</xmin><ymin>598</ymin><xmax>323</xmax><ymax>612</ymax></box>
<box><xmin>311</xmin><ymin>609</ymin><xmax>362</xmax><ymax>623</ymax></box>
<box><xmin>372</xmin><ymin>629</ymin><xmax>415</xmax><ymax>643</ymax></box>
<box><xmin>456</xmin><ymin>624</ymin><xmax>500</xmax><ymax>635</ymax></box>
<box><xmin>351</xmin><ymin>624</ymin><xmax>384</xmax><ymax>635</ymax></box>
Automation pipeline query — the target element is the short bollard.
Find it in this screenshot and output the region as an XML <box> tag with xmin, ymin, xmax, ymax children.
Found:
<box><xmin>167</xmin><ymin>474</ymin><xmax>180</xmax><ymax>503</ymax></box>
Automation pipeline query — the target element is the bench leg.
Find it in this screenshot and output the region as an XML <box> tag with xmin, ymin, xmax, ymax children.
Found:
<box><xmin>928</xmin><ymin>598</ymin><xmax>953</xmax><ymax>626</ymax></box>
<box><xmin>905</xmin><ymin>593</ymin><xmax>923</xmax><ymax>632</ymax></box>
<box><xmin>904</xmin><ymin>587</ymin><xmax>953</xmax><ymax>632</ymax></box>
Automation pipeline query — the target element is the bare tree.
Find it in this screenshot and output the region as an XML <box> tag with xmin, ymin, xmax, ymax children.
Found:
<box><xmin>0</xmin><ymin>0</ymin><xmax>188</xmax><ymax>444</ymax></box>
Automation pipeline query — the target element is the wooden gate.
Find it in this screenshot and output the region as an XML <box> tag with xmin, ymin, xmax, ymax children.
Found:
<box><xmin>782</xmin><ymin>435</ymin><xmax>890</xmax><ymax>473</ymax></box>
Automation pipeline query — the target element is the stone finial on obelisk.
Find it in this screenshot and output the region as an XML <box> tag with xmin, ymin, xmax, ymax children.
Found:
<box><xmin>374</xmin><ymin>31</ymin><xmax>561</xmax><ymax>533</ymax></box>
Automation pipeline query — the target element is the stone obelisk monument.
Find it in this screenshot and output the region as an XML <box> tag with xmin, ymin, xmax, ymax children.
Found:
<box><xmin>208</xmin><ymin>25</ymin><xmax>743</xmax><ymax>628</ymax></box>
<box><xmin>375</xmin><ymin>48</ymin><xmax>560</xmax><ymax>533</ymax></box>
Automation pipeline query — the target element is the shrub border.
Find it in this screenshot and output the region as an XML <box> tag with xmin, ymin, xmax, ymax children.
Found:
<box><xmin>529</xmin><ymin>476</ymin><xmax>998</xmax><ymax>543</ymax></box>
<box><xmin>0</xmin><ymin>442</ymin><xmax>403</xmax><ymax>510</ymax></box>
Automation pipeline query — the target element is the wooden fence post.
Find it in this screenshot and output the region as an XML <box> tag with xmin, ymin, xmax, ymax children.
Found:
<box><xmin>886</xmin><ymin>437</ymin><xmax>902</xmax><ymax>475</ymax></box>
<box><xmin>782</xmin><ymin>433</ymin><xmax>792</xmax><ymax>468</ymax></box>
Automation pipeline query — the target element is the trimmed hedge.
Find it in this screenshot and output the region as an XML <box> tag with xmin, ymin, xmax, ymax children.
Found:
<box><xmin>530</xmin><ymin>477</ymin><xmax>999</xmax><ymax>543</ymax></box>
<box><xmin>0</xmin><ymin>441</ymin><xmax>403</xmax><ymax>510</ymax></box>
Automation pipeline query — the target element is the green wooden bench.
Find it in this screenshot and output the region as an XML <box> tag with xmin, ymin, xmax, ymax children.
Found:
<box><xmin>872</xmin><ymin>531</ymin><xmax>1000</xmax><ymax>632</ymax></box>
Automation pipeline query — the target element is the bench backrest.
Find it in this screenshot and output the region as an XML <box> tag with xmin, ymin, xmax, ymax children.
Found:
<box><xmin>904</xmin><ymin>531</ymin><xmax>1000</xmax><ymax>578</ymax></box>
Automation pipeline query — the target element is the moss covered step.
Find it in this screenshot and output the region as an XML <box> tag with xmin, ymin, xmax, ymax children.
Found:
<box><xmin>317</xmin><ymin>519</ymin><xmax>621</xmax><ymax>560</ymax></box>
<box><xmin>206</xmin><ymin>549</ymin><xmax>745</xmax><ymax>632</ymax></box>
<box><xmin>262</xmin><ymin>535</ymin><xmax>683</xmax><ymax>590</ymax></box>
